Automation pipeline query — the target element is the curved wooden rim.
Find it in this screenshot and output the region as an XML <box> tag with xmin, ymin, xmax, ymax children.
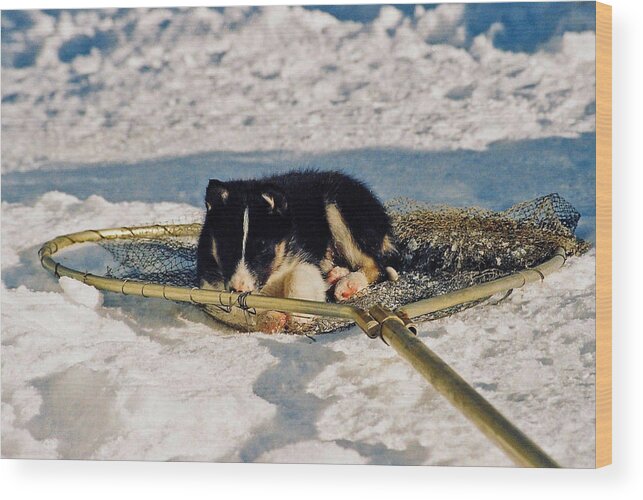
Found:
<box><xmin>38</xmin><ymin>223</ymin><xmax>566</xmax><ymax>326</ymax></box>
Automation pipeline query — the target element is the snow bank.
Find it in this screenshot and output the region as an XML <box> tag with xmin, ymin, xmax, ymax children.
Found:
<box><xmin>59</xmin><ymin>276</ymin><xmax>103</xmax><ymax>309</ymax></box>
<box><xmin>1</xmin><ymin>192</ymin><xmax>596</xmax><ymax>465</ymax></box>
<box><xmin>1</xmin><ymin>6</ymin><xmax>595</xmax><ymax>172</ymax></box>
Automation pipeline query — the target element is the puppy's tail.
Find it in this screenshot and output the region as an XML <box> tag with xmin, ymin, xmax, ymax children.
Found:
<box><xmin>381</xmin><ymin>234</ymin><xmax>401</xmax><ymax>282</ymax></box>
<box><xmin>385</xmin><ymin>266</ymin><xmax>399</xmax><ymax>282</ymax></box>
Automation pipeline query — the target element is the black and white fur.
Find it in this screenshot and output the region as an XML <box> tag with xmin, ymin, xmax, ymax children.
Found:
<box><xmin>196</xmin><ymin>170</ymin><xmax>398</xmax><ymax>332</ymax></box>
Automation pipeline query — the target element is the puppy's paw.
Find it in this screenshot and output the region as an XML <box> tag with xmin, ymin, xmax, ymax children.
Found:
<box><xmin>334</xmin><ymin>272</ymin><xmax>369</xmax><ymax>301</ymax></box>
<box><xmin>257</xmin><ymin>310</ymin><xmax>288</xmax><ymax>334</ymax></box>
<box><xmin>326</xmin><ymin>266</ymin><xmax>350</xmax><ymax>286</ymax></box>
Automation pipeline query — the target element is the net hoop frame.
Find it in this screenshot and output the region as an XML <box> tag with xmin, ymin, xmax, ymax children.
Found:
<box><xmin>38</xmin><ymin>222</ymin><xmax>566</xmax><ymax>329</ymax></box>
<box><xmin>38</xmin><ymin>222</ymin><xmax>567</xmax><ymax>468</ymax></box>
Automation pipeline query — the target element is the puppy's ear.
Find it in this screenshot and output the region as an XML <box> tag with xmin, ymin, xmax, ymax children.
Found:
<box><xmin>261</xmin><ymin>185</ymin><xmax>288</xmax><ymax>216</ymax></box>
<box><xmin>205</xmin><ymin>179</ymin><xmax>229</xmax><ymax>212</ymax></box>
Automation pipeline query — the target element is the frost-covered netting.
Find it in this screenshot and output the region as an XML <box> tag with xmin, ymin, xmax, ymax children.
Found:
<box><xmin>99</xmin><ymin>194</ymin><xmax>589</xmax><ymax>334</ymax></box>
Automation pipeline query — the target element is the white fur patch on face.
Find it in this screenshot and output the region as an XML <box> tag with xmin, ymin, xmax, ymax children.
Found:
<box><xmin>229</xmin><ymin>260</ymin><xmax>256</xmax><ymax>292</ymax></box>
<box><xmin>241</xmin><ymin>207</ymin><xmax>249</xmax><ymax>260</ymax></box>
<box><xmin>228</xmin><ymin>206</ymin><xmax>258</xmax><ymax>292</ymax></box>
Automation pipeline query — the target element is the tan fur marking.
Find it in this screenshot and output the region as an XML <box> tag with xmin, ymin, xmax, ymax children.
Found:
<box><xmin>262</xmin><ymin>193</ymin><xmax>275</xmax><ymax>210</ymax></box>
<box><xmin>272</xmin><ymin>241</ymin><xmax>287</xmax><ymax>273</ymax></box>
<box><xmin>325</xmin><ymin>203</ymin><xmax>381</xmax><ymax>284</ymax></box>
<box><xmin>360</xmin><ymin>256</ymin><xmax>381</xmax><ymax>283</ymax></box>
<box><xmin>319</xmin><ymin>247</ymin><xmax>336</xmax><ymax>273</ymax></box>
<box><xmin>326</xmin><ymin>204</ymin><xmax>362</xmax><ymax>268</ymax></box>
<box><xmin>319</xmin><ymin>258</ymin><xmax>334</xmax><ymax>274</ymax></box>
<box><xmin>381</xmin><ymin>234</ymin><xmax>396</xmax><ymax>254</ymax></box>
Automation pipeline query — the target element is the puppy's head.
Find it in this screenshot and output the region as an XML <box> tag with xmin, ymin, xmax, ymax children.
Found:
<box><xmin>203</xmin><ymin>179</ymin><xmax>291</xmax><ymax>292</ymax></box>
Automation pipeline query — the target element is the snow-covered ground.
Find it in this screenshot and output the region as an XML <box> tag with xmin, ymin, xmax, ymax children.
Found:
<box><xmin>1</xmin><ymin>193</ymin><xmax>596</xmax><ymax>466</ymax></box>
<box><xmin>2</xmin><ymin>6</ymin><xmax>596</xmax><ymax>466</ymax></box>
<box><xmin>2</xmin><ymin>5</ymin><xmax>595</xmax><ymax>172</ymax></box>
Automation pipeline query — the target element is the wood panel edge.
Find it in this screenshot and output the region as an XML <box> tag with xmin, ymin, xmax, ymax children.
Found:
<box><xmin>595</xmin><ymin>1</ymin><xmax>612</xmax><ymax>469</ymax></box>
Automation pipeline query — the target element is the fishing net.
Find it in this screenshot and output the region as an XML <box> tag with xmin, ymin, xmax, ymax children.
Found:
<box><xmin>98</xmin><ymin>193</ymin><xmax>589</xmax><ymax>334</ymax></box>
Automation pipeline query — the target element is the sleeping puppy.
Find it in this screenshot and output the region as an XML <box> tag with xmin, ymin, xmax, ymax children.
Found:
<box><xmin>196</xmin><ymin>170</ymin><xmax>398</xmax><ymax>332</ymax></box>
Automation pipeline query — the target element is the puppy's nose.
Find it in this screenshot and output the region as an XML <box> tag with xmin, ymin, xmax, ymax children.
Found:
<box><xmin>229</xmin><ymin>280</ymin><xmax>254</xmax><ymax>293</ymax></box>
<box><xmin>229</xmin><ymin>266</ymin><xmax>256</xmax><ymax>293</ymax></box>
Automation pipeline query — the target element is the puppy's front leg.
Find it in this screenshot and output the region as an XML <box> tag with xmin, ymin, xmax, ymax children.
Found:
<box><xmin>334</xmin><ymin>271</ymin><xmax>369</xmax><ymax>301</ymax></box>
<box><xmin>284</xmin><ymin>262</ymin><xmax>327</xmax><ymax>302</ymax></box>
<box><xmin>334</xmin><ymin>256</ymin><xmax>380</xmax><ymax>302</ymax></box>
<box><xmin>283</xmin><ymin>262</ymin><xmax>326</xmax><ymax>328</ymax></box>
<box><xmin>257</xmin><ymin>262</ymin><xmax>326</xmax><ymax>333</ymax></box>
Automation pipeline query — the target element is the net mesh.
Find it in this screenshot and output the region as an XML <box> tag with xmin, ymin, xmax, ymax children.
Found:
<box><xmin>99</xmin><ymin>193</ymin><xmax>589</xmax><ymax>334</ymax></box>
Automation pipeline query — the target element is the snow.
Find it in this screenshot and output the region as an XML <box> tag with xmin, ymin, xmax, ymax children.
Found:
<box><xmin>1</xmin><ymin>193</ymin><xmax>595</xmax><ymax>466</ymax></box>
<box><xmin>58</xmin><ymin>277</ymin><xmax>103</xmax><ymax>308</ymax></box>
<box><xmin>1</xmin><ymin>6</ymin><xmax>596</xmax><ymax>466</ymax></box>
<box><xmin>2</xmin><ymin>6</ymin><xmax>595</xmax><ymax>172</ymax></box>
